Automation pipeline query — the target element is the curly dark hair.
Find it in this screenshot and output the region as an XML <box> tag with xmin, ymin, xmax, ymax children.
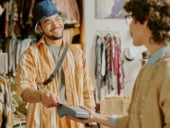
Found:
<box><xmin>124</xmin><ymin>0</ymin><xmax>170</xmax><ymax>44</ymax></box>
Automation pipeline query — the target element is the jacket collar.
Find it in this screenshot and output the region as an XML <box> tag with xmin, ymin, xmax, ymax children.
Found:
<box><xmin>147</xmin><ymin>43</ymin><xmax>170</xmax><ymax>66</ymax></box>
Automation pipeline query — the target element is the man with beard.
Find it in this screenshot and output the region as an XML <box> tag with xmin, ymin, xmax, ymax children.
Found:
<box><xmin>15</xmin><ymin>0</ymin><xmax>97</xmax><ymax>128</ymax></box>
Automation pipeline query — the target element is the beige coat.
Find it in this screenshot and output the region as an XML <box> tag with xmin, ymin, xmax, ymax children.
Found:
<box><xmin>116</xmin><ymin>53</ymin><xmax>170</xmax><ymax>128</ymax></box>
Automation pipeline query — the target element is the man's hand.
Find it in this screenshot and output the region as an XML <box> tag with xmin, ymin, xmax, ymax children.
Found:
<box><xmin>21</xmin><ymin>87</ymin><xmax>60</xmax><ymax>108</ymax></box>
<box><xmin>40</xmin><ymin>91</ymin><xmax>60</xmax><ymax>107</ymax></box>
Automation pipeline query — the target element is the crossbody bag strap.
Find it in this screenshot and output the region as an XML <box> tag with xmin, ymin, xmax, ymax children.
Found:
<box><xmin>38</xmin><ymin>43</ymin><xmax>68</xmax><ymax>90</ymax></box>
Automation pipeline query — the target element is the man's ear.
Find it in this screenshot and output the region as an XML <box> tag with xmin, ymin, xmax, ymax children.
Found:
<box><xmin>144</xmin><ymin>20</ymin><xmax>148</xmax><ymax>25</ymax></box>
<box><xmin>36</xmin><ymin>24</ymin><xmax>43</xmax><ymax>33</ymax></box>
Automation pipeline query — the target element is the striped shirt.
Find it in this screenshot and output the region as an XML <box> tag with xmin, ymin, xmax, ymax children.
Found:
<box><xmin>16</xmin><ymin>37</ymin><xmax>96</xmax><ymax>128</ymax></box>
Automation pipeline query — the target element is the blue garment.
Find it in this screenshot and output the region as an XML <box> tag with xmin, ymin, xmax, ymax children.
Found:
<box><xmin>110</xmin><ymin>115</ymin><xmax>118</xmax><ymax>126</ymax></box>
<box><xmin>147</xmin><ymin>44</ymin><xmax>170</xmax><ymax>66</ymax></box>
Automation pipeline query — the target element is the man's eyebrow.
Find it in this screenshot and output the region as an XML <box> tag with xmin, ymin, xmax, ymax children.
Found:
<box><xmin>43</xmin><ymin>19</ymin><xmax>51</xmax><ymax>23</ymax></box>
<box><xmin>43</xmin><ymin>16</ymin><xmax>61</xmax><ymax>23</ymax></box>
<box><xmin>54</xmin><ymin>15</ymin><xmax>62</xmax><ymax>19</ymax></box>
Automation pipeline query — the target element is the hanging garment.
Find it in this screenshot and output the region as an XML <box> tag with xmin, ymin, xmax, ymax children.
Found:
<box><xmin>95</xmin><ymin>32</ymin><xmax>124</xmax><ymax>99</ymax></box>
<box><xmin>0</xmin><ymin>51</ymin><xmax>8</xmax><ymax>74</ymax></box>
<box><xmin>95</xmin><ymin>34</ymin><xmax>106</xmax><ymax>99</ymax></box>
<box><xmin>8</xmin><ymin>37</ymin><xmax>17</xmax><ymax>75</ymax></box>
<box><xmin>52</xmin><ymin>0</ymin><xmax>80</xmax><ymax>25</ymax></box>
<box><xmin>113</xmin><ymin>35</ymin><xmax>124</xmax><ymax>95</ymax></box>
<box><xmin>0</xmin><ymin>76</ymin><xmax>12</xmax><ymax>128</ymax></box>
<box><xmin>105</xmin><ymin>33</ymin><xmax>115</xmax><ymax>93</ymax></box>
<box><xmin>15</xmin><ymin>38</ymin><xmax>33</xmax><ymax>66</ymax></box>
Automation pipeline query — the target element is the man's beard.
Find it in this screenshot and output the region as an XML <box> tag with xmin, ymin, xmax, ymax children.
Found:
<box><xmin>46</xmin><ymin>33</ymin><xmax>63</xmax><ymax>40</ymax></box>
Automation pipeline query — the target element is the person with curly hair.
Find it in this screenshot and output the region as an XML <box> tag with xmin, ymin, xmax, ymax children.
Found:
<box><xmin>68</xmin><ymin>0</ymin><xmax>170</xmax><ymax>128</ymax></box>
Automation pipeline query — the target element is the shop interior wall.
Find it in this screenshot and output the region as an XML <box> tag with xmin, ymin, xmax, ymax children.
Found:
<box><xmin>83</xmin><ymin>0</ymin><xmax>146</xmax><ymax>97</ymax></box>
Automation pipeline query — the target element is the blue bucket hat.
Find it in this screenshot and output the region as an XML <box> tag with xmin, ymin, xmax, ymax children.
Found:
<box><xmin>33</xmin><ymin>0</ymin><xmax>66</xmax><ymax>34</ymax></box>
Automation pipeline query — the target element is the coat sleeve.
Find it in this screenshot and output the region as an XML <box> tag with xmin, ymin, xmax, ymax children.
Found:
<box><xmin>157</xmin><ymin>60</ymin><xmax>170</xmax><ymax>127</ymax></box>
<box><xmin>15</xmin><ymin>46</ymin><xmax>38</xmax><ymax>97</ymax></box>
<box><xmin>82</xmin><ymin>50</ymin><xmax>96</xmax><ymax>108</ymax></box>
<box><xmin>70</xmin><ymin>45</ymin><xmax>96</xmax><ymax>109</ymax></box>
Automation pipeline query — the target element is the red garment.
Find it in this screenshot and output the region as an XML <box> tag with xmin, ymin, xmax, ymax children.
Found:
<box><xmin>113</xmin><ymin>36</ymin><xmax>122</xmax><ymax>95</ymax></box>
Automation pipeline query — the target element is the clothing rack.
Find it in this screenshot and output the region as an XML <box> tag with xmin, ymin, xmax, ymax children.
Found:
<box><xmin>94</xmin><ymin>30</ymin><xmax>124</xmax><ymax>101</ymax></box>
